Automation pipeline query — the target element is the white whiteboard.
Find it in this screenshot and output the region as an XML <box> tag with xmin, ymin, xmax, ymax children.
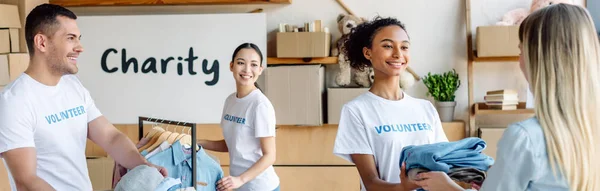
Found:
<box><xmin>75</xmin><ymin>13</ymin><xmax>267</xmax><ymax>124</ymax></box>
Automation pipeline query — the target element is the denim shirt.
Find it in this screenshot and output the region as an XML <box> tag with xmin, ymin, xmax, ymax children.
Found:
<box><xmin>147</xmin><ymin>141</ymin><xmax>224</xmax><ymax>191</ymax></box>
<box><xmin>479</xmin><ymin>117</ymin><xmax>569</xmax><ymax>191</ymax></box>
<box><xmin>399</xmin><ymin>137</ymin><xmax>494</xmax><ymax>173</ymax></box>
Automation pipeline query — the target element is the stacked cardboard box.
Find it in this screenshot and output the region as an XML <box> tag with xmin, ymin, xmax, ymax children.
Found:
<box><xmin>485</xmin><ymin>89</ymin><xmax>519</xmax><ymax>110</ymax></box>
<box><xmin>0</xmin><ymin>4</ymin><xmax>21</xmax><ymax>54</ymax></box>
<box><xmin>0</xmin><ymin>4</ymin><xmax>29</xmax><ymax>86</ymax></box>
<box><xmin>0</xmin><ymin>0</ymin><xmax>49</xmax><ymax>52</ymax></box>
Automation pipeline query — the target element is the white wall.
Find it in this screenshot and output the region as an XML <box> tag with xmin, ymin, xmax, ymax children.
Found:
<box><xmin>68</xmin><ymin>0</ymin><xmax>585</xmax><ymax>127</ymax></box>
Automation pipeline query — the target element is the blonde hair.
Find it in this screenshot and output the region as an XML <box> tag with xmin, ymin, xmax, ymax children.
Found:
<box><xmin>519</xmin><ymin>3</ymin><xmax>600</xmax><ymax>191</ymax></box>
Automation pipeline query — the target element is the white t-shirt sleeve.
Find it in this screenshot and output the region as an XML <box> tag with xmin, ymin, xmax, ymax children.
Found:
<box><xmin>254</xmin><ymin>102</ymin><xmax>276</xmax><ymax>138</ymax></box>
<box><xmin>81</xmin><ymin>84</ymin><xmax>102</xmax><ymax>123</ymax></box>
<box><xmin>0</xmin><ymin>95</ymin><xmax>35</xmax><ymax>156</ymax></box>
<box><xmin>428</xmin><ymin>102</ymin><xmax>448</xmax><ymax>142</ymax></box>
<box><xmin>333</xmin><ymin>105</ymin><xmax>373</xmax><ymax>163</ymax></box>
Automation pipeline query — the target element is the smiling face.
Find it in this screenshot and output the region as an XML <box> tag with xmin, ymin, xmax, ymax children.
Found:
<box><xmin>41</xmin><ymin>15</ymin><xmax>83</xmax><ymax>75</ymax></box>
<box><xmin>362</xmin><ymin>25</ymin><xmax>410</xmax><ymax>78</ymax></box>
<box><xmin>229</xmin><ymin>48</ymin><xmax>263</xmax><ymax>87</ymax></box>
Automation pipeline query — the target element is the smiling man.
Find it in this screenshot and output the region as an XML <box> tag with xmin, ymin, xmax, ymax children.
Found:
<box><xmin>0</xmin><ymin>4</ymin><xmax>167</xmax><ymax>191</ymax></box>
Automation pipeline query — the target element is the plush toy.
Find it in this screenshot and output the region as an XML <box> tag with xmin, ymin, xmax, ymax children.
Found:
<box><xmin>331</xmin><ymin>13</ymin><xmax>373</xmax><ymax>87</ymax></box>
<box><xmin>496</xmin><ymin>0</ymin><xmax>573</xmax><ymax>26</ymax></box>
<box><xmin>332</xmin><ymin>14</ymin><xmax>420</xmax><ymax>89</ymax></box>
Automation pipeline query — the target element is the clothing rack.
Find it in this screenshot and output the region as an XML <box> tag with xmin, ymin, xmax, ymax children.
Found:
<box><xmin>138</xmin><ymin>116</ymin><xmax>197</xmax><ymax>190</ymax></box>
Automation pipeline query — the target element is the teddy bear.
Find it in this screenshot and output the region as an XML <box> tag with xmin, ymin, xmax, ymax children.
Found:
<box><xmin>496</xmin><ymin>0</ymin><xmax>573</xmax><ymax>26</ymax></box>
<box><xmin>331</xmin><ymin>13</ymin><xmax>373</xmax><ymax>88</ymax></box>
<box><xmin>332</xmin><ymin>13</ymin><xmax>420</xmax><ymax>89</ymax></box>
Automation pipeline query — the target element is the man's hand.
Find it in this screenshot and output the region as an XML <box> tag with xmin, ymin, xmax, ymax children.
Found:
<box><xmin>147</xmin><ymin>163</ymin><xmax>168</xmax><ymax>177</ymax></box>
<box><xmin>399</xmin><ymin>162</ymin><xmax>420</xmax><ymax>191</ymax></box>
<box><xmin>414</xmin><ymin>171</ymin><xmax>464</xmax><ymax>191</ymax></box>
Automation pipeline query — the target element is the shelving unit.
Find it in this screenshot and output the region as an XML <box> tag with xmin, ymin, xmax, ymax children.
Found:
<box><xmin>49</xmin><ymin>0</ymin><xmax>292</xmax><ymax>6</ymax></box>
<box><xmin>465</xmin><ymin>0</ymin><xmax>535</xmax><ymax>137</ymax></box>
<box><xmin>267</xmin><ymin>57</ymin><xmax>337</xmax><ymax>65</ymax></box>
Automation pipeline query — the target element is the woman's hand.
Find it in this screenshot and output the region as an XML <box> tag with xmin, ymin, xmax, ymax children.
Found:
<box><xmin>399</xmin><ymin>163</ymin><xmax>420</xmax><ymax>191</ymax></box>
<box><xmin>217</xmin><ymin>176</ymin><xmax>246</xmax><ymax>191</ymax></box>
<box><xmin>414</xmin><ymin>171</ymin><xmax>464</xmax><ymax>191</ymax></box>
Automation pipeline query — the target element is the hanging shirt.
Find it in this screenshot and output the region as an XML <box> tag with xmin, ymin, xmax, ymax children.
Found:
<box><xmin>333</xmin><ymin>92</ymin><xmax>448</xmax><ymax>191</ymax></box>
<box><xmin>220</xmin><ymin>89</ymin><xmax>280</xmax><ymax>191</ymax></box>
<box><xmin>147</xmin><ymin>140</ymin><xmax>224</xmax><ymax>191</ymax></box>
<box><xmin>0</xmin><ymin>74</ymin><xmax>102</xmax><ymax>191</ymax></box>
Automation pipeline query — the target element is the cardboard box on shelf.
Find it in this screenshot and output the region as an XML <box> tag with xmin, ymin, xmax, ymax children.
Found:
<box><xmin>276</xmin><ymin>32</ymin><xmax>331</xmax><ymax>58</ymax></box>
<box><xmin>6</xmin><ymin>53</ymin><xmax>28</xmax><ymax>81</ymax></box>
<box><xmin>0</xmin><ymin>30</ymin><xmax>9</xmax><ymax>54</ymax></box>
<box><xmin>476</xmin><ymin>25</ymin><xmax>519</xmax><ymax>57</ymax></box>
<box><xmin>86</xmin><ymin>156</ymin><xmax>114</xmax><ymax>191</ymax></box>
<box><xmin>0</xmin><ymin>54</ymin><xmax>9</xmax><ymax>85</ymax></box>
<box><xmin>9</xmin><ymin>28</ymin><xmax>18</xmax><ymax>52</ymax></box>
<box><xmin>1</xmin><ymin>29</ymin><xmax>19</xmax><ymax>53</ymax></box>
<box><xmin>441</xmin><ymin>121</ymin><xmax>465</xmax><ymax>142</ymax></box>
<box><xmin>0</xmin><ymin>159</ymin><xmax>11</xmax><ymax>190</ymax></box>
<box><xmin>264</xmin><ymin>65</ymin><xmax>325</xmax><ymax>126</ymax></box>
<box><xmin>326</xmin><ymin>88</ymin><xmax>368</xmax><ymax>124</ymax></box>
<box><xmin>479</xmin><ymin>127</ymin><xmax>506</xmax><ymax>159</ymax></box>
<box><xmin>0</xmin><ymin>4</ymin><xmax>21</xmax><ymax>28</ymax></box>
<box><xmin>0</xmin><ymin>0</ymin><xmax>49</xmax><ymax>52</ymax></box>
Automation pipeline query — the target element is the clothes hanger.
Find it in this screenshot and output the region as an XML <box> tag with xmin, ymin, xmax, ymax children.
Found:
<box><xmin>144</xmin><ymin>118</ymin><xmax>165</xmax><ymax>139</ymax></box>
<box><xmin>166</xmin><ymin>122</ymin><xmax>182</xmax><ymax>144</ymax></box>
<box><xmin>139</xmin><ymin>119</ymin><xmax>170</xmax><ymax>152</ymax></box>
<box><xmin>175</xmin><ymin>127</ymin><xmax>187</xmax><ymax>140</ymax></box>
<box><xmin>178</xmin><ymin>128</ymin><xmax>199</xmax><ymax>151</ymax></box>
<box><xmin>145</xmin><ymin>123</ymin><xmax>174</xmax><ymax>153</ymax></box>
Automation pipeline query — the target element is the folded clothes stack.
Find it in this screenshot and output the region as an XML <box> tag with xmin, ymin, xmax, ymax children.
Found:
<box><xmin>399</xmin><ymin>137</ymin><xmax>494</xmax><ymax>188</ymax></box>
<box><xmin>115</xmin><ymin>165</ymin><xmax>197</xmax><ymax>191</ymax></box>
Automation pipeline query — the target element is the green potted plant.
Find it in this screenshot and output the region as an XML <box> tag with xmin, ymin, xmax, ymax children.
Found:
<box><xmin>422</xmin><ymin>69</ymin><xmax>461</xmax><ymax>122</ymax></box>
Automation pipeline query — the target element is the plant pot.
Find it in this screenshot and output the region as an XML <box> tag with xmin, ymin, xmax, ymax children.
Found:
<box><xmin>435</xmin><ymin>101</ymin><xmax>456</xmax><ymax>122</ymax></box>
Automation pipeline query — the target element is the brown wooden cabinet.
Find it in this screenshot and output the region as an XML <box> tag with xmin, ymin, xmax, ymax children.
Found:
<box><xmin>222</xmin><ymin>166</ymin><xmax>360</xmax><ymax>191</ymax></box>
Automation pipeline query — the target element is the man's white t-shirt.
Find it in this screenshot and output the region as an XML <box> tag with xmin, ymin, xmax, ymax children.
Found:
<box><xmin>333</xmin><ymin>91</ymin><xmax>448</xmax><ymax>191</ymax></box>
<box><xmin>0</xmin><ymin>74</ymin><xmax>102</xmax><ymax>191</ymax></box>
<box><xmin>220</xmin><ymin>89</ymin><xmax>280</xmax><ymax>191</ymax></box>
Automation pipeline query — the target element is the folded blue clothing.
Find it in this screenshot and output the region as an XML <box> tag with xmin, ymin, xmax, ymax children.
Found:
<box><xmin>399</xmin><ymin>137</ymin><xmax>494</xmax><ymax>173</ymax></box>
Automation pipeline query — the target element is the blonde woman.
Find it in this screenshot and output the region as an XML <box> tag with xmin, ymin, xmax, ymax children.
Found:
<box><xmin>414</xmin><ymin>3</ymin><xmax>600</xmax><ymax>191</ymax></box>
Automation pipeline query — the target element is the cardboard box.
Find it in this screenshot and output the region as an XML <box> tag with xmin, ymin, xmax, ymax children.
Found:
<box><xmin>0</xmin><ymin>30</ymin><xmax>9</xmax><ymax>54</ymax></box>
<box><xmin>0</xmin><ymin>4</ymin><xmax>21</xmax><ymax>29</ymax></box>
<box><xmin>0</xmin><ymin>0</ymin><xmax>49</xmax><ymax>52</ymax></box>
<box><xmin>86</xmin><ymin>157</ymin><xmax>114</xmax><ymax>191</ymax></box>
<box><xmin>326</xmin><ymin>88</ymin><xmax>368</xmax><ymax>124</ymax></box>
<box><xmin>264</xmin><ymin>65</ymin><xmax>325</xmax><ymax>126</ymax></box>
<box><xmin>0</xmin><ymin>54</ymin><xmax>9</xmax><ymax>85</ymax></box>
<box><xmin>476</xmin><ymin>25</ymin><xmax>519</xmax><ymax>57</ymax></box>
<box><xmin>479</xmin><ymin>127</ymin><xmax>506</xmax><ymax>159</ymax></box>
<box><xmin>1</xmin><ymin>29</ymin><xmax>20</xmax><ymax>53</ymax></box>
<box><xmin>442</xmin><ymin>121</ymin><xmax>465</xmax><ymax>142</ymax></box>
<box><xmin>276</xmin><ymin>32</ymin><xmax>331</xmax><ymax>58</ymax></box>
<box><xmin>9</xmin><ymin>28</ymin><xmax>18</xmax><ymax>52</ymax></box>
<box><xmin>0</xmin><ymin>159</ymin><xmax>11</xmax><ymax>191</ymax></box>
<box><xmin>6</xmin><ymin>53</ymin><xmax>28</xmax><ymax>81</ymax></box>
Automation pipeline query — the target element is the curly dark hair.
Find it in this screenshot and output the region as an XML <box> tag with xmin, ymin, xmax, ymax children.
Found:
<box><xmin>343</xmin><ymin>16</ymin><xmax>408</xmax><ymax>71</ymax></box>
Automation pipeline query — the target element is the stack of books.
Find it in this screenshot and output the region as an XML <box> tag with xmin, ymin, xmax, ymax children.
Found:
<box><xmin>485</xmin><ymin>89</ymin><xmax>519</xmax><ymax>110</ymax></box>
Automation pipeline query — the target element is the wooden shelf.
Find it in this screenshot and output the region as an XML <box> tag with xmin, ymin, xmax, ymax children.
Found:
<box><xmin>267</xmin><ymin>57</ymin><xmax>337</xmax><ymax>65</ymax></box>
<box><xmin>49</xmin><ymin>0</ymin><xmax>291</xmax><ymax>7</ymax></box>
<box><xmin>473</xmin><ymin>102</ymin><xmax>534</xmax><ymax>115</ymax></box>
<box><xmin>472</xmin><ymin>51</ymin><xmax>519</xmax><ymax>62</ymax></box>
